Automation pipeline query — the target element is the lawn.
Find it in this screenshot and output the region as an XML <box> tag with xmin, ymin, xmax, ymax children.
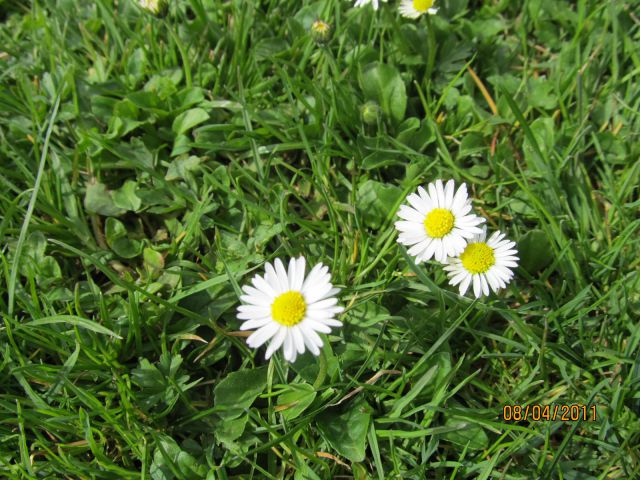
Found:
<box><xmin>1</xmin><ymin>0</ymin><xmax>639</xmax><ymax>478</ymax></box>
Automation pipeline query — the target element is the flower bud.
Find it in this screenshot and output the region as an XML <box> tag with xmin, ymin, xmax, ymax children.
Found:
<box><xmin>360</xmin><ymin>101</ymin><xmax>380</xmax><ymax>125</ymax></box>
<box><xmin>310</xmin><ymin>20</ymin><xmax>331</xmax><ymax>44</ymax></box>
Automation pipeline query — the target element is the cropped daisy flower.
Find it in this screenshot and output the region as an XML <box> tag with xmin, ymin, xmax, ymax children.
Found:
<box><xmin>443</xmin><ymin>228</ymin><xmax>519</xmax><ymax>298</ymax></box>
<box><xmin>353</xmin><ymin>0</ymin><xmax>388</xmax><ymax>11</ymax></box>
<box><xmin>395</xmin><ymin>179</ymin><xmax>485</xmax><ymax>263</ymax></box>
<box><xmin>138</xmin><ymin>0</ymin><xmax>165</xmax><ymax>15</ymax></box>
<box><xmin>237</xmin><ymin>257</ymin><xmax>343</xmax><ymax>363</ymax></box>
<box><xmin>399</xmin><ymin>0</ymin><xmax>438</xmax><ymax>18</ymax></box>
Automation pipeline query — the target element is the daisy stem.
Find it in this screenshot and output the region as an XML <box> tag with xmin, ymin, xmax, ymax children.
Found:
<box><xmin>425</xmin><ymin>15</ymin><xmax>436</xmax><ymax>89</ymax></box>
<box><xmin>312</xmin><ymin>347</ymin><xmax>328</xmax><ymax>390</ymax></box>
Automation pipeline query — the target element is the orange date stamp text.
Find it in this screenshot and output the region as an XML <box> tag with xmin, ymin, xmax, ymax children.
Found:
<box><xmin>502</xmin><ymin>404</ymin><xmax>597</xmax><ymax>422</ymax></box>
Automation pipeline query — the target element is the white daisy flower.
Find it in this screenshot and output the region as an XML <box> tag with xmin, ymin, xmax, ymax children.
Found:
<box><xmin>443</xmin><ymin>228</ymin><xmax>519</xmax><ymax>298</ymax></box>
<box><xmin>399</xmin><ymin>0</ymin><xmax>438</xmax><ymax>18</ymax></box>
<box><xmin>138</xmin><ymin>0</ymin><xmax>164</xmax><ymax>15</ymax></box>
<box><xmin>353</xmin><ymin>0</ymin><xmax>388</xmax><ymax>11</ymax></box>
<box><xmin>395</xmin><ymin>179</ymin><xmax>485</xmax><ymax>263</ymax></box>
<box><xmin>236</xmin><ymin>257</ymin><xmax>343</xmax><ymax>363</ymax></box>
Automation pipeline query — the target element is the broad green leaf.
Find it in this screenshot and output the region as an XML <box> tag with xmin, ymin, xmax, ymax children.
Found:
<box><xmin>18</xmin><ymin>231</ymin><xmax>47</xmax><ymax>276</ymax></box>
<box><xmin>132</xmin><ymin>353</ymin><xmax>195</xmax><ymax>409</ymax></box>
<box><xmin>126</xmin><ymin>48</ymin><xmax>147</xmax><ymax>85</ymax></box>
<box><xmin>39</xmin><ymin>256</ymin><xmax>62</xmax><ymax>281</ymax></box>
<box><xmin>356</xmin><ymin>179</ymin><xmax>403</xmax><ymax>229</ymax></box>
<box><xmin>150</xmin><ymin>435</ymin><xmax>207</xmax><ymax>480</ymax></box>
<box><xmin>277</xmin><ymin>383</ymin><xmax>317</xmax><ymax>420</ymax></box>
<box><xmin>165</xmin><ymin>155</ymin><xmax>201</xmax><ymax>181</ymax></box>
<box><xmin>528</xmin><ymin>77</ymin><xmax>557</xmax><ymax>110</ymax></box>
<box><xmin>105</xmin><ymin>218</ymin><xmax>143</xmax><ymax>258</ymax></box>
<box><xmin>360</xmin><ymin>62</ymin><xmax>407</xmax><ymax>125</ymax></box>
<box><xmin>440</xmin><ymin>415</ymin><xmax>489</xmax><ymax>451</ymax></box>
<box><xmin>171</xmin><ymin>133</ymin><xmax>192</xmax><ymax>157</ymax></box>
<box><xmin>250</xmin><ymin>222</ymin><xmax>284</xmax><ymax>249</ymax></box>
<box><xmin>144</xmin><ymin>247</ymin><xmax>165</xmax><ymax>277</ymax></box>
<box><xmin>518</xmin><ymin>229</ymin><xmax>553</xmax><ymax>273</ymax></box>
<box><xmin>317</xmin><ymin>401</ymin><xmax>372</xmax><ymax>463</ymax></box>
<box><xmin>361</xmin><ymin>151</ymin><xmax>403</xmax><ymax>170</ymax></box>
<box><xmin>214</xmin><ymin>414</ymin><xmax>249</xmax><ymax>445</ymax></box>
<box><xmin>346</xmin><ymin>302</ymin><xmax>391</xmax><ymax>328</ymax></box>
<box><xmin>112</xmin><ymin>180</ymin><xmax>142</xmax><ymax>211</ymax></box>
<box><xmin>396</xmin><ymin>117</ymin><xmax>435</xmax><ymax>151</ymax></box>
<box><xmin>214</xmin><ymin>367</ymin><xmax>268</xmax><ymax>420</ymax></box>
<box><xmin>84</xmin><ymin>180</ymin><xmax>125</xmax><ymax>217</ymax></box>
<box><xmin>176</xmin><ymin>87</ymin><xmax>205</xmax><ymax>109</ymax></box>
<box><xmin>172</xmin><ymin>108</ymin><xmax>209</xmax><ymax>135</ymax></box>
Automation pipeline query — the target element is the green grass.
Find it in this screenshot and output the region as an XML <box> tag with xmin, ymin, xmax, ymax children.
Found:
<box><xmin>1</xmin><ymin>0</ymin><xmax>639</xmax><ymax>478</ymax></box>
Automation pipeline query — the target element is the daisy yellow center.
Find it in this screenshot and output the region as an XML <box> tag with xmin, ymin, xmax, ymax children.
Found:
<box><xmin>413</xmin><ymin>0</ymin><xmax>434</xmax><ymax>12</ymax></box>
<box><xmin>460</xmin><ymin>242</ymin><xmax>495</xmax><ymax>274</ymax></box>
<box><xmin>424</xmin><ymin>208</ymin><xmax>455</xmax><ymax>238</ymax></box>
<box><xmin>271</xmin><ymin>291</ymin><xmax>307</xmax><ymax>327</ymax></box>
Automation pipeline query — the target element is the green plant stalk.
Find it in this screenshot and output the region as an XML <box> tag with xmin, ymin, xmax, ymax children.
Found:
<box><xmin>313</xmin><ymin>346</ymin><xmax>328</xmax><ymax>390</ymax></box>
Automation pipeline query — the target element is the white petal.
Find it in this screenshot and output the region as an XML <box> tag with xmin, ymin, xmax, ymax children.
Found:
<box><xmin>486</xmin><ymin>270</ymin><xmax>503</xmax><ymax>291</ymax></box>
<box><xmin>395</xmin><ymin>220</ymin><xmax>425</xmax><ymax>234</ymax></box>
<box><xmin>448</xmin><ymin>271</ymin><xmax>467</xmax><ymax>287</ymax></box>
<box><xmin>452</xmin><ymin>183</ymin><xmax>468</xmax><ymax>211</ymax></box>
<box><xmin>264</xmin><ymin>262</ymin><xmax>282</xmax><ymax>294</ymax></box>
<box><xmin>274</xmin><ymin>258</ymin><xmax>290</xmax><ymax>293</ymax></box>
<box><xmin>398</xmin><ymin>233</ymin><xmax>428</xmax><ymax>245</ymax></box>
<box><xmin>434</xmin><ymin>240</ymin><xmax>448</xmax><ymax>263</ymax></box>
<box><xmin>291</xmin><ymin>326</ymin><xmax>306</xmax><ymax>354</ymax></box>
<box><xmin>428</xmin><ymin>182</ymin><xmax>439</xmax><ymax>208</ymax></box>
<box><xmin>237</xmin><ymin>304</ymin><xmax>270</xmax><ymax>315</ymax></box>
<box><xmin>240</xmin><ymin>317</ymin><xmax>272</xmax><ymax>331</ymax></box>
<box><xmin>296</xmin><ymin>257</ymin><xmax>307</xmax><ymax>289</ymax></box>
<box><xmin>300</xmin><ymin>325</ymin><xmax>320</xmax><ymax>355</ymax></box>
<box><xmin>318</xmin><ymin>287</ymin><xmax>341</xmax><ymax>302</ymax></box>
<box><xmin>304</xmin><ymin>282</ymin><xmax>333</xmax><ymax>304</ymax></box>
<box><xmin>459</xmin><ymin>274</ymin><xmax>472</xmax><ymax>295</ymax></box>
<box><xmin>301</xmin><ymin>324</ymin><xmax>324</xmax><ymax>348</ymax></box>
<box><xmin>287</xmin><ymin>258</ymin><xmax>297</xmax><ymax>291</ymax></box>
<box><xmin>406</xmin><ymin>193</ymin><xmax>428</xmax><ymax>215</ymax></box>
<box><xmin>419</xmin><ymin>240</ymin><xmax>438</xmax><ymax>262</ymax></box>
<box><xmin>305</xmin><ymin>319</ymin><xmax>332</xmax><ymax>334</ymax></box>
<box><xmin>237</xmin><ymin>307</ymin><xmax>271</xmax><ymax>320</ymax></box>
<box><xmin>241</xmin><ymin>285</ymin><xmax>272</xmax><ymax>302</ymax></box>
<box><xmin>417</xmin><ymin>186</ymin><xmax>432</xmax><ymax>206</ymax></box>
<box><xmin>408</xmin><ymin>238</ymin><xmax>432</xmax><ymax>257</ymax></box>
<box><xmin>306</xmin><ymin>307</ymin><xmax>343</xmax><ymax>320</ymax></box>
<box><xmin>444</xmin><ymin>179</ymin><xmax>455</xmax><ymax>208</ymax></box>
<box><xmin>265</xmin><ymin>327</ymin><xmax>287</xmax><ymax>359</ymax></box>
<box><xmin>247</xmin><ymin>322</ymin><xmax>279</xmax><ymax>349</ymax></box>
<box><xmin>435</xmin><ymin>180</ymin><xmax>445</xmax><ymax>208</ymax></box>
<box><xmin>251</xmin><ymin>275</ymin><xmax>276</xmax><ymax>298</ymax></box>
<box><xmin>480</xmin><ymin>274</ymin><xmax>490</xmax><ymax>297</ymax></box>
<box><xmin>283</xmin><ymin>331</ymin><xmax>294</xmax><ymax>361</ymax></box>
<box><xmin>397</xmin><ymin>205</ymin><xmax>425</xmax><ymax>223</ymax></box>
<box><xmin>239</xmin><ymin>294</ymin><xmax>271</xmax><ymax>307</ymax></box>
<box><xmin>473</xmin><ymin>275</ymin><xmax>482</xmax><ymax>298</ymax></box>
<box><xmin>301</xmin><ymin>263</ymin><xmax>324</xmax><ymax>292</ymax></box>
<box><xmin>308</xmin><ymin>297</ymin><xmax>339</xmax><ymax>310</ymax></box>
<box><xmin>320</xmin><ymin>318</ymin><xmax>343</xmax><ymax>327</ymax></box>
